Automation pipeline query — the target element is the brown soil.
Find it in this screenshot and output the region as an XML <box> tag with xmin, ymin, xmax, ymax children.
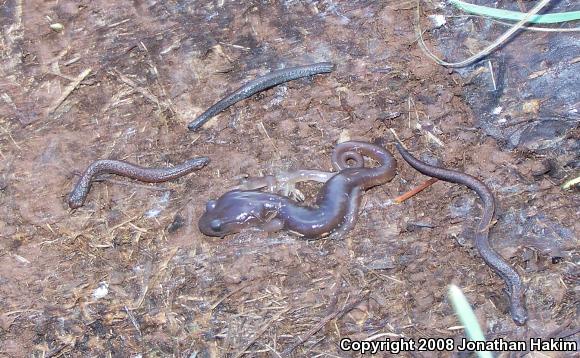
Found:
<box><xmin>1</xmin><ymin>1</ymin><xmax>577</xmax><ymax>357</ymax></box>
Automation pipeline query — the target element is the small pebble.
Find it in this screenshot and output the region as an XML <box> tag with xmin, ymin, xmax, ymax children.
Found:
<box><xmin>50</xmin><ymin>23</ymin><xmax>64</xmax><ymax>32</ymax></box>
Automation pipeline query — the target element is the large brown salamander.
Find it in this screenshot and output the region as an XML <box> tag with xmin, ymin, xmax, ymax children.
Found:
<box><xmin>198</xmin><ymin>141</ymin><xmax>397</xmax><ymax>238</ymax></box>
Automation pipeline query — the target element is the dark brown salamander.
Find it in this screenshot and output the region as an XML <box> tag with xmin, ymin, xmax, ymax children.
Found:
<box><xmin>198</xmin><ymin>141</ymin><xmax>396</xmax><ymax>238</ymax></box>
<box><xmin>68</xmin><ymin>157</ymin><xmax>210</xmax><ymax>208</ymax></box>
<box><xmin>394</xmin><ymin>142</ymin><xmax>528</xmax><ymax>326</ymax></box>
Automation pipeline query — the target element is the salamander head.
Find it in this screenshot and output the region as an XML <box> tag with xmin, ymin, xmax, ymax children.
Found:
<box><xmin>198</xmin><ymin>191</ymin><xmax>272</xmax><ymax>237</ymax></box>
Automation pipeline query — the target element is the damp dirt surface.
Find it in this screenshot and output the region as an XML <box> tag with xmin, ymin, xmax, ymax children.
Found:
<box><xmin>0</xmin><ymin>1</ymin><xmax>578</xmax><ymax>357</ymax></box>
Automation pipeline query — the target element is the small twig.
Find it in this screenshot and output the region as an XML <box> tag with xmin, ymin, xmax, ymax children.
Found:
<box><xmin>233</xmin><ymin>308</ymin><xmax>290</xmax><ymax>358</ymax></box>
<box><xmin>389</xmin><ymin>128</ymin><xmax>404</xmax><ymax>147</ymax></box>
<box><xmin>395</xmin><ymin>178</ymin><xmax>439</xmax><ymax>203</ymax></box>
<box><xmin>262</xmin><ymin>343</ymin><xmax>283</xmax><ymax>358</ymax></box>
<box><xmin>124</xmin><ymin>306</ymin><xmax>142</xmax><ymax>337</ymax></box>
<box><xmin>487</xmin><ymin>60</ymin><xmax>497</xmax><ymax>91</ymax></box>
<box><xmin>407</xmin><ymin>96</ymin><xmax>413</xmax><ymax>128</ymax></box>
<box><xmin>211</xmin><ymin>281</ymin><xmax>253</xmax><ymax>310</ymax></box>
<box><xmin>390</xmin><ymin>127</ymin><xmax>440</xmax><ymax>203</ymax></box>
<box><xmin>0</xmin><ymin>125</ymin><xmax>22</xmax><ymax>150</ymax></box>
<box><xmin>258</xmin><ymin>121</ymin><xmax>281</xmax><ymax>159</ymax></box>
<box><xmin>558</xmin><ymin>327</ymin><xmax>580</xmax><ymax>339</ymax></box>
<box><xmin>109</xmin><ymin>215</ymin><xmax>141</xmax><ymax>232</ymax></box>
<box><xmin>48</xmin><ymin>68</ymin><xmax>92</xmax><ymax>113</ymax></box>
<box><xmin>45</xmin><ymin>344</ymin><xmax>69</xmax><ymax>358</ymax></box>
<box><xmin>415</xmin><ymin>122</ymin><xmax>444</xmax><ymax>147</ymax></box>
<box><xmin>139</xmin><ymin>41</ymin><xmax>177</xmax><ymax>117</ymax></box>
<box><xmin>113</xmin><ymin>70</ymin><xmax>167</xmax><ymax>110</ymax></box>
<box><xmin>281</xmin><ymin>292</ymin><xmax>369</xmax><ymax>357</ymax></box>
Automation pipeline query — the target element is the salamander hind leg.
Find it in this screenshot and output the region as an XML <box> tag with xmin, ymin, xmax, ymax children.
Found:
<box><xmin>277</xmin><ymin>170</ymin><xmax>336</xmax><ymax>201</ymax></box>
<box><xmin>233</xmin><ymin>170</ymin><xmax>336</xmax><ymax>202</ymax></box>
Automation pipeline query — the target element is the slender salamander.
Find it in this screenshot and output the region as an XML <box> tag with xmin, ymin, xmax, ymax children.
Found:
<box><xmin>394</xmin><ymin>142</ymin><xmax>528</xmax><ymax>326</ymax></box>
<box><xmin>68</xmin><ymin>157</ymin><xmax>210</xmax><ymax>208</ymax></box>
<box><xmin>187</xmin><ymin>62</ymin><xmax>335</xmax><ymax>131</ymax></box>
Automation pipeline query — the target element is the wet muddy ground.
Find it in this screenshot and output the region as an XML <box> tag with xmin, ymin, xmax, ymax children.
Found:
<box><xmin>0</xmin><ymin>1</ymin><xmax>578</xmax><ymax>357</ymax></box>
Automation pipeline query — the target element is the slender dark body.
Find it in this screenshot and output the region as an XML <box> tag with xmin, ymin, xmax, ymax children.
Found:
<box><xmin>394</xmin><ymin>142</ymin><xmax>527</xmax><ymax>326</ymax></box>
<box><xmin>187</xmin><ymin>62</ymin><xmax>335</xmax><ymax>131</ymax></box>
<box><xmin>198</xmin><ymin>141</ymin><xmax>396</xmax><ymax>238</ymax></box>
<box><xmin>68</xmin><ymin>157</ymin><xmax>210</xmax><ymax>208</ymax></box>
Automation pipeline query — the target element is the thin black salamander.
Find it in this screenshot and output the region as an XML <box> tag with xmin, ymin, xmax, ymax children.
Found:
<box><xmin>187</xmin><ymin>62</ymin><xmax>335</xmax><ymax>131</ymax></box>
<box><xmin>395</xmin><ymin>142</ymin><xmax>528</xmax><ymax>326</ymax></box>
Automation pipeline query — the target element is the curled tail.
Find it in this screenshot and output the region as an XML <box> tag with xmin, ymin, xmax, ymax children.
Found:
<box><xmin>331</xmin><ymin>141</ymin><xmax>397</xmax><ymax>189</ymax></box>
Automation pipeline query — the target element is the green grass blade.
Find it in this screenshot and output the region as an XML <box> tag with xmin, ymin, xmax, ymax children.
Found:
<box><xmin>448</xmin><ymin>284</ymin><xmax>494</xmax><ymax>358</ymax></box>
<box><xmin>450</xmin><ymin>0</ymin><xmax>580</xmax><ymax>24</ymax></box>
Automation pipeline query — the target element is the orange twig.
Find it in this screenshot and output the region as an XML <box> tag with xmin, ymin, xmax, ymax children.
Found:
<box><xmin>395</xmin><ymin>178</ymin><xmax>438</xmax><ymax>203</ymax></box>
